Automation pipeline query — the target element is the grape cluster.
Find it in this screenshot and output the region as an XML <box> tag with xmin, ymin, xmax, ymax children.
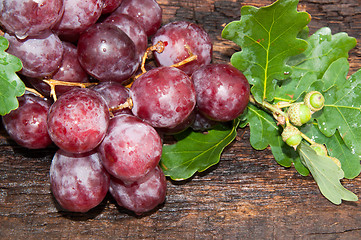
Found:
<box><xmin>1</xmin><ymin>0</ymin><xmax>250</xmax><ymax>215</ymax></box>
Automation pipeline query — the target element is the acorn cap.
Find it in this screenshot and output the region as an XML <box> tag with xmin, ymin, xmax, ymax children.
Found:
<box><xmin>282</xmin><ymin>125</ymin><xmax>302</xmax><ymax>148</ymax></box>
<box><xmin>304</xmin><ymin>91</ymin><xmax>325</xmax><ymax>112</ymax></box>
<box><xmin>287</xmin><ymin>103</ymin><xmax>311</xmax><ymax>126</ymax></box>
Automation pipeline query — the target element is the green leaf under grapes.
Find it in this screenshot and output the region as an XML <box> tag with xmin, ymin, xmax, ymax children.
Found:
<box><xmin>160</xmin><ymin>119</ymin><xmax>240</xmax><ymax>180</ymax></box>
<box><xmin>0</xmin><ymin>36</ymin><xmax>25</xmax><ymax>116</ymax></box>
<box><xmin>222</xmin><ymin>0</ymin><xmax>310</xmax><ymax>103</ymax></box>
<box><xmin>301</xmin><ymin>123</ymin><xmax>361</xmax><ymax>179</ymax></box>
<box><xmin>317</xmin><ymin>64</ymin><xmax>361</xmax><ymax>155</ymax></box>
<box><xmin>298</xmin><ymin>142</ymin><xmax>358</xmax><ymax>205</ymax></box>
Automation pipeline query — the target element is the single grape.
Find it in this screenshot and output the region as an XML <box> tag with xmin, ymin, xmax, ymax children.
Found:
<box><xmin>2</xmin><ymin>93</ymin><xmax>52</xmax><ymax>149</ymax></box>
<box><xmin>97</xmin><ymin>114</ymin><xmax>162</xmax><ymax>183</ymax></box>
<box><xmin>130</xmin><ymin>66</ymin><xmax>196</xmax><ymax>129</ymax></box>
<box><xmin>157</xmin><ymin>109</ymin><xmax>196</xmax><ymax>135</ymax></box>
<box><xmin>52</xmin><ymin>0</ymin><xmax>104</xmax><ymax>41</ymax></box>
<box><xmin>50</xmin><ymin>150</ymin><xmax>110</xmax><ymax>213</ymax></box>
<box><xmin>102</xmin><ymin>0</ymin><xmax>123</xmax><ymax>14</ymax></box>
<box><xmin>109</xmin><ymin>165</ymin><xmax>167</xmax><ymax>215</ymax></box>
<box><xmin>0</xmin><ymin>0</ymin><xmax>64</xmax><ymax>39</ymax></box>
<box><xmin>191</xmin><ymin>109</ymin><xmax>218</xmax><ymax>132</ymax></box>
<box><xmin>115</xmin><ymin>0</ymin><xmax>162</xmax><ymax>36</ymax></box>
<box><xmin>152</xmin><ymin>21</ymin><xmax>213</xmax><ymax>75</ymax></box>
<box><xmin>77</xmin><ymin>23</ymin><xmax>139</xmax><ymax>83</ymax></box>
<box><xmin>103</xmin><ymin>13</ymin><xmax>147</xmax><ymax>61</ymax></box>
<box><xmin>47</xmin><ymin>88</ymin><xmax>110</xmax><ymax>154</ymax></box>
<box><xmin>91</xmin><ymin>82</ymin><xmax>132</xmax><ymax>116</ymax></box>
<box><xmin>4</xmin><ymin>31</ymin><xmax>64</xmax><ymax>78</ymax></box>
<box><xmin>191</xmin><ymin>63</ymin><xmax>250</xmax><ymax>122</ymax></box>
<box><xmin>28</xmin><ymin>41</ymin><xmax>89</xmax><ymax>97</ymax></box>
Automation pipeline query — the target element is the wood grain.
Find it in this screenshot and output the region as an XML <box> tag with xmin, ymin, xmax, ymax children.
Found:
<box><xmin>1</xmin><ymin>0</ymin><xmax>361</xmax><ymax>239</ymax></box>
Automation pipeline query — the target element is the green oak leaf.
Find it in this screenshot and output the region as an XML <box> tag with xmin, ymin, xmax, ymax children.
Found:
<box><xmin>287</xmin><ymin>27</ymin><xmax>356</xmax><ymax>79</ymax></box>
<box><xmin>160</xmin><ymin>119</ymin><xmax>240</xmax><ymax>181</ymax></box>
<box><xmin>275</xmin><ymin>28</ymin><xmax>356</xmax><ymax>102</ymax></box>
<box><xmin>297</xmin><ymin>26</ymin><xmax>309</xmax><ymax>40</ymax></box>
<box><xmin>321</xmin><ymin>57</ymin><xmax>349</xmax><ymax>92</ymax></box>
<box><xmin>301</xmin><ymin>123</ymin><xmax>361</xmax><ymax>179</ymax></box>
<box><xmin>222</xmin><ymin>0</ymin><xmax>311</xmax><ymax>103</ymax></box>
<box><xmin>316</xmin><ymin>66</ymin><xmax>361</xmax><ymax>155</ymax></box>
<box><xmin>244</xmin><ymin>104</ymin><xmax>279</xmax><ymax>150</ymax></box>
<box><xmin>0</xmin><ymin>36</ymin><xmax>25</xmax><ymax>115</ymax></box>
<box><xmin>298</xmin><ymin>142</ymin><xmax>358</xmax><ymax>205</ymax></box>
<box><xmin>274</xmin><ymin>72</ymin><xmax>318</xmax><ymax>102</ymax></box>
<box><xmin>243</xmin><ymin>104</ymin><xmax>299</xmax><ymax>168</ymax></box>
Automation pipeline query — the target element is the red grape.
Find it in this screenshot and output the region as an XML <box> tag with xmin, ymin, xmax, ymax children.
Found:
<box><xmin>2</xmin><ymin>93</ymin><xmax>52</xmax><ymax>149</ymax></box>
<box><xmin>98</xmin><ymin>114</ymin><xmax>162</xmax><ymax>183</ymax></box>
<box><xmin>109</xmin><ymin>165</ymin><xmax>167</xmax><ymax>215</ymax></box>
<box><xmin>130</xmin><ymin>66</ymin><xmax>196</xmax><ymax>129</ymax></box>
<box><xmin>102</xmin><ymin>0</ymin><xmax>123</xmax><ymax>14</ymax></box>
<box><xmin>50</xmin><ymin>150</ymin><xmax>110</xmax><ymax>213</ymax></box>
<box><xmin>28</xmin><ymin>41</ymin><xmax>89</xmax><ymax>97</ymax></box>
<box><xmin>191</xmin><ymin>63</ymin><xmax>250</xmax><ymax>122</ymax></box>
<box><xmin>115</xmin><ymin>0</ymin><xmax>162</xmax><ymax>36</ymax></box>
<box><xmin>152</xmin><ymin>21</ymin><xmax>213</xmax><ymax>75</ymax></box>
<box><xmin>47</xmin><ymin>88</ymin><xmax>110</xmax><ymax>154</ymax></box>
<box><xmin>52</xmin><ymin>0</ymin><xmax>104</xmax><ymax>41</ymax></box>
<box><xmin>0</xmin><ymin>0</ymin><xmax>64</xmax><ymax>39</ymax></box>
<box><xmin>191</xmin><ymin>109</ymin><xmax>218</xmax><ymax>132</ymax></box>
<box><xmin>157</xmin><ymin>109</ymin><xmax>196</xmax><ymax>135</ymax></box>
<box><xmin>4</xmin><ymin>31</ymin><xmax>63</xmax><ymax>78</ymax></box>
<box><xmin>103</xmin><ymin>13</ymin><xmax>147</xmax><ymax>61</ymax></box>
<box><xmin>91</xmin><ymin>82</ymin><xmax>132</xmax><ymax>116</ymax></box>
<box><xmin>77</xmin><ymin>23</ymin><xmax>139</xmax><ymax>83</ymax></box>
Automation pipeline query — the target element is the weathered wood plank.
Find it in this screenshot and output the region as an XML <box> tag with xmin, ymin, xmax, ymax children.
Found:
<box><xmin>1</xmin><ymin>0</ymin><xmax>361</xmax><ymax>239</ymax></box>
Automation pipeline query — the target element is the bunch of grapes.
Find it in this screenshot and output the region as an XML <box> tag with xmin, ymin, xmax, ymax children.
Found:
<box><xmin>0</xmin><ymin>0</ymin><xmax>250</xmax><ymax>215</ymax></box>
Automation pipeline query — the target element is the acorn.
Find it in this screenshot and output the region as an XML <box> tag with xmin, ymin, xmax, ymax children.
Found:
<box><xmin>310</xmin><ymin>143</ymin><xmax>328</xmax><ymax>156</ymax></box>
<box><xmin>287</xmin><ymin>102</ymin><xmax>312</xmax><ymax>126</ymax></box>
<box><xmin>304</xmin><ymin>91</ymin><xmax>325</xmax><ymax>112</ymax></box>
<box><xmin>282</xmin><ymin>125</ymin><xmax>302</xmax><ymax>149</ymax></box>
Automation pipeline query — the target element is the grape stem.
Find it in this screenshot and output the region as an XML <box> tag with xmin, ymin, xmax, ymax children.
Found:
<box><xmin>43</xmin><ymin>79</ymin><xmax>97</xmax><ymax>101</ymax></box>
<box><xmin>25</xmin><ymin>87</ymin><xmax>44</xmax><ymax>98</ymax></box>
<box><xmin>109</xmin><ymin>97</ymin><xmax>133</xmax><ymax>113</ymax></box>
<box><xmin>125</xmin><ymin>41</ymin><xmax>198</xmax><ymax>88</ymax></box>
<box><xmin>139</xmin><ymin>41</ymin><xmax>166</xmax><ymax>75</ymax></box>
<box><xmin>170</xmin><ymin>44</ymin><xmax>197</xmax><ymax>68</ymax></box>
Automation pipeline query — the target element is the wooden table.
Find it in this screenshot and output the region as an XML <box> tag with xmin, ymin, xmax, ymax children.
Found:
<box><xmin>1</xmin><ymin>0</ymin><xmax>361</xmax><ymax>239</ymax></box>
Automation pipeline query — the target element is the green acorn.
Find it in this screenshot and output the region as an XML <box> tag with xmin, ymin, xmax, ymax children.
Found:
<box><xmin>282</xmin><ymin>125</ymin><xmax>302</xmax><ymax>149</ymax></box>
<box><xmin>287</xmin><ymin>103</ymin><xmax>312</xmax><ymax>126</ymax></box>
<box><xmin>310</xmin><ymin>143</ymin><xmax>328</xmax><ymax>156</ymax></box>
<box><xmin>304</xmin><ymin>91</ymin><xmax>325</xmax><ymax>112</ymax></box>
